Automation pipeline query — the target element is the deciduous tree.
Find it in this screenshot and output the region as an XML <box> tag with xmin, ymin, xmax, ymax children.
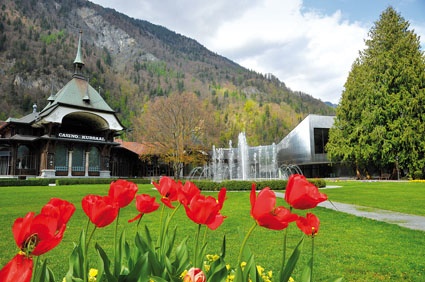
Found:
<box><xmin>137</xmin><ymin>92</ymin><xmax>218</xmax><ymax>178</ymax></box>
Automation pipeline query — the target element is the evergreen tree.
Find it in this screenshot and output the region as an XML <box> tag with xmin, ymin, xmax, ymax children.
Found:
<box><xmin>327</xmin><ymin>6</ymin><xmax>425</xmax><ymax>178</ymax></box>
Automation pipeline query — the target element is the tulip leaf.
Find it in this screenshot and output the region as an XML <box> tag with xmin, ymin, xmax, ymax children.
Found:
<box><xmin>95</xmin><ymin>243</ymin><xmax>117</xmax><ymax>282</ymax></box>
<box><xmin>206</xmin><ymin>257</ymin><xmax>228</xmax><ymax>282</ymax></box>
<box><xmin>123</xmin><ymin>252</ymin><xmax>149</xmax><ymax>282</ymax></box>
<box><xmin>65</xmin><ymin>230</ymin><xmax>86</xmax><ymax>281</ymax></box>
<box><xmin>331</xmin><ymin>277</ymin><xmax>345</xmax><ymax>282</ymax></box>
<box><xmin>148</xmin><ymin>276</ymin><xmax>168</xmax><ymax>282</ymax></box>
<box><xmin>280</xmin><ymin>236</ymin><xmax>304</xmax><ymax>282</ymax></box>
<box><xmin>172</xmin><ymin>236</ymin><xmax>190</xmax><ymax>275</ymax></box>
<box><xmin>32</xmin><ymin>258</ymin><xmax>56</xmax><ymax>282</ymax></box>
<box><xmin>220</xmin><ymin>235</ymin><xmax>226</xmax><ymax>258</ymax></box>
<box><xmin>300</xmin><ymin>257</ymin><xmax>312</xmax><ymax>282</ymax></box>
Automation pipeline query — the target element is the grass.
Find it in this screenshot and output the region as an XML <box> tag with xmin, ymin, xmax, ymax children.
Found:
<box><xmin>322</xmin><ymin>180</ymin><xmax>425</xmax><ymax>216</ymax></box>
<box><xmin>0</xmin><ymin>181</ymin><xmax>424</xmax><ymax>281</ymax></box>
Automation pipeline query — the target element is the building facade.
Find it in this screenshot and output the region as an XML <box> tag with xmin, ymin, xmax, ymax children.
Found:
<box><xmin>0</xmin><ymin>33</ymin><xmax>127</xmax><ymax>178</ymax></box>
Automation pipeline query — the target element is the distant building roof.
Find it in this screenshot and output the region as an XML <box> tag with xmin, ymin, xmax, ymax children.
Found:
<box><xmin>115</xmin><ymin>139</ymin><xmax>163</xmax><ymax>156</ymax></box>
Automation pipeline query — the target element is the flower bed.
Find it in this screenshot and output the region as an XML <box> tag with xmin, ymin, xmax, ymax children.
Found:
<box><xmin>0</xmin><ymin>175</ymin><xmax>341</xmax><ymax>282</ymax></box>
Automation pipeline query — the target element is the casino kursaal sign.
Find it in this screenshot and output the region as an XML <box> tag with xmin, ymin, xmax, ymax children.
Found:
<box><xmin>58</xmin><ymin>132</ymin><xmax>106</xmax><ymax>142</ymax></box>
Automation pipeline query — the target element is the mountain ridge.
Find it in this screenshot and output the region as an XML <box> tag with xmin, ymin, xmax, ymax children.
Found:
<box><xmin>0</xmin><ymin>0</ymin><xmax>335</xmax><ymax>146</ymax></box>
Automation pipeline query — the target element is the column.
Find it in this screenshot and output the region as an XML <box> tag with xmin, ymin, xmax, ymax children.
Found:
<box><xmin>85</xmin><ymin>150</ymin><xmax>90</xmax><ymax>177</ymax></box>
<box><xmin>68</xmin><ymin>150</ymin><xmax>73</xmax><ymax>177</ymax></box>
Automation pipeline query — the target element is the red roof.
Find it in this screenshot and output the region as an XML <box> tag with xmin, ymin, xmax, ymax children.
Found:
<box><xmin>115</xmin><ymin>139</ymin><xmax>161</xmax><ymax>155</ymax></box>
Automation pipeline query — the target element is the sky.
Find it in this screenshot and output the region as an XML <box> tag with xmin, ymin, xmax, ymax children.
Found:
<box><xmin>90</xmin><ymin>0</ymin><xmax>425</xmax><ymax>104</ymax></box>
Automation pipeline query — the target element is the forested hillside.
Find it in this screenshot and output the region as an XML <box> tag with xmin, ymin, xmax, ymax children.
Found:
<box><xmin>0</xmin><ymin>0</ymin><xmax>334</xmax><ymax>147</ymax></box>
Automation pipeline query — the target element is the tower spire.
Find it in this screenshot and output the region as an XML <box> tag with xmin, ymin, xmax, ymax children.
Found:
<box><xmin>73</xmin><ymin>30</ymin><xmax>85</xmax><ymax>76</ymax></box>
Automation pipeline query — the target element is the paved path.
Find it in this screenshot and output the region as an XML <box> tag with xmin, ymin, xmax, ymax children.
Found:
<box><xmin>317</xmin><ymin>201</ymin><xmax>425</xmax><ymax>231</ymax></box>
<box><xmin>277</xmin><ymin>189</ymin><xmax>425</xmax><ymax>232</ymax></box>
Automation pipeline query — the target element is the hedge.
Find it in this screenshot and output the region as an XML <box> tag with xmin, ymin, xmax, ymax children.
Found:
<box><xmin>189</xmin><ymin>178</ymin><xmax>326</xmax><ymax>191</ymax></box>
<box><xmin>0</xmin><ymin>177</ymin><xmax>325</xmax><ymax>190</ymax></box>
<box><xmin>0</xmin><ymin>178</ymin><xmax>152</xmax><ymax>187</ymax></box>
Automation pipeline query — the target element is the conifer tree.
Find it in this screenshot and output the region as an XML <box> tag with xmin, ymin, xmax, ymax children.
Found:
<box><xmin>327</xmin><ymin>6</ymin><xmax>425</xmax><ymax>178</ymax></box>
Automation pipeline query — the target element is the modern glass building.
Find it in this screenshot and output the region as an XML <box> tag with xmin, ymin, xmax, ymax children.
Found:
<box><xmin>276</xmin><ymin>114</ymin><xmax>338</xmax><ymax>178</ymax></box>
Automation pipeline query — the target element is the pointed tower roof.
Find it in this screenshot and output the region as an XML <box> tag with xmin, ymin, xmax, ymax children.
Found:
<box><xmin>73</xmin><ymin>30</ymin><xmax>84</xmax><ymax>75</ymax></box>
<box><xmin>31</xmin><ymin>32</ymin><xmax>125</xmax><ymax>131</ymax></box>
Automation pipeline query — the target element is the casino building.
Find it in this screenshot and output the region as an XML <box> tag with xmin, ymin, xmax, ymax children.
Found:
<box><xmin>0</xmin><ymin>33</ymin><xmax>130</xmax><ymax>178</ymax></box>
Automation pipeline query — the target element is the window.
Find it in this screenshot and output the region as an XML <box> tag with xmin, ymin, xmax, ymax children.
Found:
<box><xmin>313</xmin><ymin>128</ymin><xmax>329</xmax><ymax>154</ymax></box>
<box><xmin>55</xmin><ymin>144</ymin><xmax>68</xmax><ymax>171</ymax></box>
<box><xmin>17</xmin><ymin>145</ymin><xmax>35</xmax><ymax>169</ymax></box>
<box><xmin>88</xmin><ymin>146</ymin><xmax>100</xmax><ymax>172</ymax></box>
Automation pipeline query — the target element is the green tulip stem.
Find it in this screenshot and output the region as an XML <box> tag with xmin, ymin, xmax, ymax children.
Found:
<box><xmin>282</xmin><ymin>227</ymin><xmax>288</xmax><ymax>268</ymax></box>
<box><xmin>114</xmin><ymin>209</ymin><xmax>120</xmax><ymax>273</ymax></box>
<box><xmin>165</xmin><ymin>203</ymin><xmax>181</xmax><ymax>231</ymax></box>
<box><xmin>136</xmin><ymin>214</ymin><xmax>144</xmax><ymax>232</ymax></box>
<box><xmin>194</xmin><ymin>223</ymin><xmax>202</xmax><ymax>268</ymax></box>
<box><xmin>203</xmin><ymin>225</ymin><xmax>208</xmax><ymax>246</ymax></box>
<box><xmin>86</xmin><ymin>226</ymin><xmax>97</xmax><ymax>253</ymax></box>
<box><xmin>158</xmin><ymin>204</ymin><xmax>165</xmax><ymax>246</ymax></box>
<box><xmin>84</xmin><ymin>218</ymin><xmax>91</xmax><ymax>243</ymax></box>
<box><xmin>30</xmin><ymin>256</ymin><xmax>40</xmax><ymax>282</ymax></box>
<box><xmin>311</xmin><ymin>235</ymin><xmax>315</xmax><ymax>281</ymax></box>
<box><xmin>238</xmin><ymin>222</ymin><xmax>257</xmax><ymax>264</ymax></box>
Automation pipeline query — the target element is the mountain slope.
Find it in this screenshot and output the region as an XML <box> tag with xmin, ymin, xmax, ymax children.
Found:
<box><xmin>0</xmin><ymin>0</ymin><xmax>335</xmax><ymax>146</ymax></box>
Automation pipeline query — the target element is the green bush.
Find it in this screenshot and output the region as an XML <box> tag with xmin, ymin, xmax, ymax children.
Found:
<box><xmin>0</xmin><ymin>178</ymin><xmax>53</xmax><ymax>187</ymax></box>
<box><xmin>0</xmin><ymin>177</ymin><xmax>325</xmax><ymax>189</ymax></box>
<box><xmin>55</xmin><ymin>178</ymin><xmax>152</xmax><ymax>186</ymax></box>
<box><xmin>190</xmin><ymin>178</ymin><xmax>326</xmax><ymax>191</ymax></box>
<box><xmin>412</xmin><ymin>170</ymin><xmax>423</xmax><ymax>180</ymax></box>
<box><xmin>0</xmin><ymin>177</ymin><xmax>152</xmax><ymax>187</ymax></box>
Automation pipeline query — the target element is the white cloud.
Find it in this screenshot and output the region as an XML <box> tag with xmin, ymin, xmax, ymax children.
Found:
<box><xmin>91</xmin><ymin>0</ymin><xmax>423</xmax><ymax>104</ymax></box>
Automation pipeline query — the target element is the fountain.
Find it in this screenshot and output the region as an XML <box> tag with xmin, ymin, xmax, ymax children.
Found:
<box><xmin>188</xmin><ymin>132</ymin><xmax>302</xmax><ymax>181</ymax></box>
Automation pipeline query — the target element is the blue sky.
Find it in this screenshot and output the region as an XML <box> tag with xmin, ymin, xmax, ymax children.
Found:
<box><xmin>303</xmin><ymin>0</ymin><xmax>425</xmax><ymax>24</ymax></box>
<box><xmin>91</xmin><ymin>0</ymin><xmax>425</xmax><ymax>104</ymax></box>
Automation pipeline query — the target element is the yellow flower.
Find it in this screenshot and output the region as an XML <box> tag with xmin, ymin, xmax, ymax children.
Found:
<box><xmin>226</xmin><ymin>264</ymin><xmax>231</xmax><ymax>271</ymax></box>
<box><xmin>256</xmin><ymin>265</ymin><xmax>264</xmax><ymax>275</ymax></box>
<box><xmin>289</xmin><ymin>277</ymin><xmax>295</xmax><ymax>282</ymax></box>
<box><xmin>180</xmin><ymin>269</ymin><xmax>188</xmax><ymax>279</ymax></box>
<box><xmin>267</xmin><ymin>270</ymin><xmax>273</xmax><ymax>278</ymax></box>
<box><xmin>240</xmin><ymin>261</ymin><xmax>247</xmax><ymax>270</ymax></box>
<box><xmin>206</xmin><ymin>254</ymin><xmax>220</xmax><ymax>262</ymax></box>
<box><xmin>226</xmin><ymin>274</ymin><xmax>235</xmax><ymax>282</ymax></box>
<box><xmin>88</xmin><ymin>268</ymin><xmax>98</xmax><ymax>282</ymax></box>
<box><xmin>89</xmin><ymin>268</ymin><xmax>98</xmax><ymax>277</ymax></box>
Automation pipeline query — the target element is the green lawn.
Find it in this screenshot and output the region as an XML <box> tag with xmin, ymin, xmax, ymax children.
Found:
<box><xmin>0</xmin><ymin>181</ymin><xmax>424</xmax><ymax>281</ymax></box>
<box><xmin>322</xmin><ymin>180</ymin><xmax>425</xmax><ymax>216</ymax></box>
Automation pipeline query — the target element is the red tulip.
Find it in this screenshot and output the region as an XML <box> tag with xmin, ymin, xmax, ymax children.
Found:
<box><xmin>1</xmin><ymin>199</ymin><xmax>74</xmax><ymax>281</ymax></box>
<box><xmin>12</xmin><ymin>211</ymin><xmax>67</xmax><ymax>256</ymax></box>
<box><xmin>41</xmin><ymin>198</ymin><xmax>76</xmax><ymax>228</ymax></box>
<box><xmin>183</xmin><ymin>267</ymin><xmax>206</xmax><ymax>282</ymax></box>
<box><xmin>285</xmin><ymin>174</ymin><xmax>328</xmax><ymax>210</ymax></box>
<box><xmin>128</xmin><ymin>194</ymin><xmax>160</xmax><ymax>223</ymax></box>
<box><xmin>153</xmin><ymin>176</ymin><xmax>182</xmax><ymax>208</ymax></box>
<box><xmin>178</xmin><ymin>180</ymin><xmax>201</xmax><ymax>205</ymax></box>
<box><xmin>82</xmin><ymin>195</ymin><xmax>119</xmax><ymax>227</ymax></box>
<box><xmin>0</xmin><ymin>253</ymin><xmax>33</xmax><ymax>282</ymax></box>
<box><xmin>183</xmin><ymin>188</ymin><xmax>227</xmax><ymax>230</ymax></box>
<box><xmin>296</xmin><ymin>213</ymin><xmax>320</xmax><ymax>236</ymax></box>
<box><xmin>108</xmin><ymin>179</ymin><xmax>138</xmax><ymax>208</ymax></box>
<box><xmin>251</xmin><ymin>184</ymin><xmax>298</xmax><ymax>230</ymax></box>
